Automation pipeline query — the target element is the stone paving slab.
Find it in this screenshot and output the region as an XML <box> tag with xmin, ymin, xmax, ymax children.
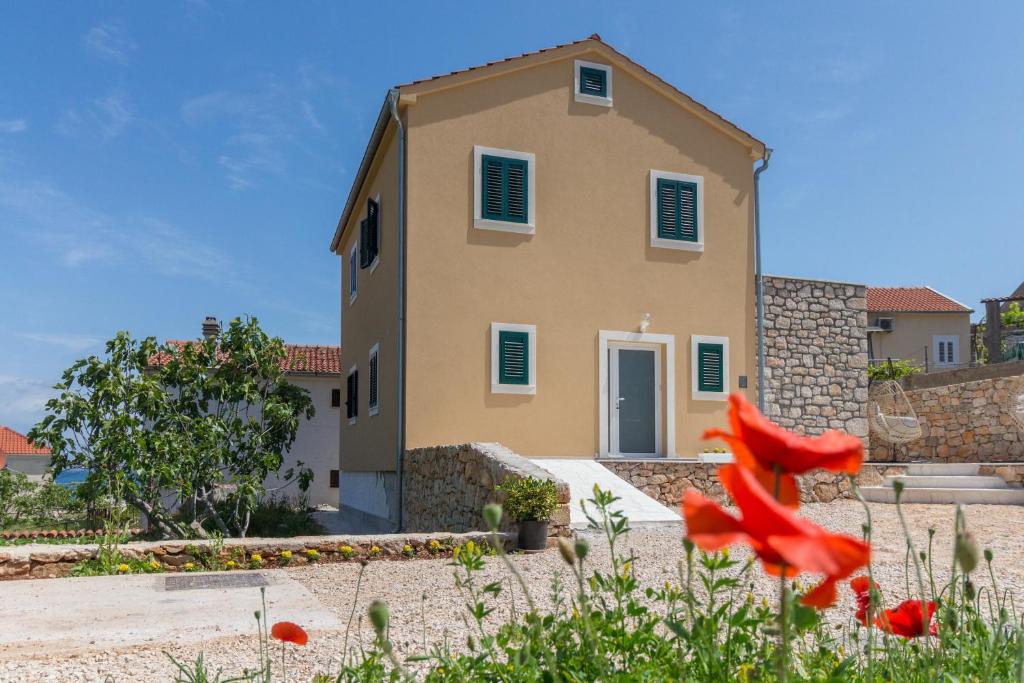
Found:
<box><xmin>0</xmin><ymin>569</ymin><xmax>341</xmax><ymax>657</ymax></box>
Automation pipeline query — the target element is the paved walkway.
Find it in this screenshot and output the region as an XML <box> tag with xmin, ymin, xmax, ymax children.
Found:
<box><xmin>0</xmin><ymin>569</ymin><xmax>341</xmax><ymax>657</ymax></box>
<box><xmin>530</xmin><ymin>458</ymin><xmax>681</xmax><ymax>527</ymax></box>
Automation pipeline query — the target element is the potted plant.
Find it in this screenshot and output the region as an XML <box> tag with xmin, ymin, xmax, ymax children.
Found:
<box><xmin>496</xmin><ymin>476</ymin><xmax>559</xmax><ymax>551</ymax></box>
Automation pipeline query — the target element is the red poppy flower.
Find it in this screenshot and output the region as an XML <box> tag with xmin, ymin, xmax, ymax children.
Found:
<box><xmin>684</xmin><ymin>464</ymin><xmax>870</xmax><ymax>608</ymax></box>
<box><xmin>703</xmin><ymin>394</ymin><xmax>864</xmax><ymax>506</ymax></box>
<box><xmin>270</xmin><ymin>621</ymin><xmax>308</xmax><ymax>646</ymax></box>
<box><xmin>849</xmin><ymin>577</ymin><xmax>936</xmax><ymax>638</ymax></box>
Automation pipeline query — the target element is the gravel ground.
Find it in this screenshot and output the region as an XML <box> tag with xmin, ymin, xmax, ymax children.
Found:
<box><xmin>5</xmin><ymin>500</ymin><xmax>1024</xmax><ymax>682</ymax></box>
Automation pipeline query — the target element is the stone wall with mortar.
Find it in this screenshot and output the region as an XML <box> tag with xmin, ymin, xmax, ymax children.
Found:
<box><xmin>0</xmin><ymin>530</ymin><xmax>512</xmax><ymax>581</ymax></box>
<box><xmin>870</xmin><ymin>372</ymin><xmax>1024</xmax><ymax>462</ymax></box>
<box><xmin>600</xmin><ymin>459</ymin><xmax>904</xmax><ymax>507</ymax></box>
<box><xmin>762</xmin><ymin>275</ymin><xmax>869</xmax><ymax>446</ymax></box>
<box><xmin>402</xmin><ymin>442</ymin><xmax>570</xmax><ymax>535</ymax></box>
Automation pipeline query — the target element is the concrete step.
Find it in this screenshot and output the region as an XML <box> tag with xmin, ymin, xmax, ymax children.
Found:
<box><xmin>884</xmin><ymin>475</ymin><xmax>1009</xmax><ymax>490</ymax></box>
<box><xmin>905</xmin><ymin>463</ymin><xmax>980</xmax><ymax>477</ymax></box>
<box><xmin>860</xmin><ymin>486</ymin><xmax>1024</xmax><ymax>505</ymax></box>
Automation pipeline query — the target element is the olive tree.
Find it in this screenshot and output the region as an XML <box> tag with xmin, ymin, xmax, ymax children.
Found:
<box><xmin>29</xmin><ymin>317</ymin><xmax>314</xmax><ymax>538</ymax></box>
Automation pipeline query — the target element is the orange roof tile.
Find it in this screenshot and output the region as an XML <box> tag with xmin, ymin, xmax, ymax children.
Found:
<box><xmin>0</xmin><ymin>426</ymin><xmax>50</xmax><ymax>456</ymax></box>
<box><xmin>866</xmin><ymin>287</ymin><xmax>973</xmax><ymax>313</ymax></box>
<box><xmin>150</xmin><ymin>341</ymin><xmax>341</xmax><ymax>375</ymax></box>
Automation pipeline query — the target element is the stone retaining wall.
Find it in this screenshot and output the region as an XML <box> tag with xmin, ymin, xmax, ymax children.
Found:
<box><xmin>763</xmin><ymin>275</ymin><xmax>870</xmax><ymax>446</ymax></box>
<box><xmin>402</xmin><ymin>442</ymin><xmax>570</xmax><ymax>536</ymax></box>
<box><xmin>599</xmin><ymin>459</ymin><xmax>911</xmax><ymax>507</ymax></box>
<box><xmin>870</xmin><ymin>373</ymin><xmax>1024</xmax><ymax>462</ymax></box>
<box><xmin>0</xmin><ymin>530</ymin><xmax>511</xmax><ymax>581</ymax></box>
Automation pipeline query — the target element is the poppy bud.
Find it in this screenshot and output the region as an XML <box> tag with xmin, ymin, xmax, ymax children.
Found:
<box><xmin>965</xmin><ymin>580</ymin><xmax>976</xmax><ymax>601</ymax></box>
<box><xmin>574</xmin><ymin>538</ymin><xmax>589</xmax><ymax>562</ymax></box>
<box><xmin>483</xmin><ymin>504</ymin><xmax>502</xmax><ymax>531</ymax></box>
<box><xmin>891</xmin><ymin>480</ymin><xmax>905</xmax><ymax>497</ymax></box>
<box><xmin>558</xmin><ymin>538</ymin><xmax>576</xmax><ymax>565</ymax></box>
<box><xmin>368</xmin><ymin>600</ymin><xmax>389</xmax><ymax>635</ymax></box>
<box><xmin>955</xmin><ymin>532</ymin><xmax>979</xmax><ymax>574</ymax></box>
<box><xmin>984</xmin><ymin>548</ymin><xmax>994</xmax><ymax>563</ymax></box>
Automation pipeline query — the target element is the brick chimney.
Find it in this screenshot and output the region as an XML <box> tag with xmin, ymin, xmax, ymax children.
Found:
<box><xmin>202</xmin><ymin>316</ymin><xmax>221</xmax><ymax>339</ymax></box>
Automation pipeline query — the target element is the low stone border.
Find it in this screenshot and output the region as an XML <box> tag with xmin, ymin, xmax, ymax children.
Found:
<box><xmin>0</xmin><ymin>528</ymin><xmax>145</xmax><ymax>541</ymax></box>
<box><xmin>0</xmin><ymin>530</ymin><xmax>514</xmax><ymax>582</ymax></box>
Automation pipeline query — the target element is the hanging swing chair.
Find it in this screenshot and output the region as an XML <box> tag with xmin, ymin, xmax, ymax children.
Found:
<box><xmin>868</xmin><ymin>380</ymin><xmax>923</xmax><ymax>448</ymax></box>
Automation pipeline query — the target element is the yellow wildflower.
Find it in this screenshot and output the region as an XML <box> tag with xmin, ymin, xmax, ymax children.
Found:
<box><xmin>226</xmin><ymin>560</ymin><xmax>236</xmax><ymax>569</ymax></box>
<box><xmin>403</xmin><ymin>544</ymin><xmax>413</xmax><ymax>555</ymax></box>
<box><xmin>251</xmin><ymin>553</ymin><xmax>263</xmax><ymax>564</ymax></box>
<box><xmin>307</xmin><ymin>548</ymin><xmax>320</xmax><ymax>557</ymax></box>
<box><xmin>281</xmin><ymin>550</ymin><xmax>293</xmax><ymax>559</ymax></box>
<box><xmin>466</xmin><ymin>540</ymin><xmax>475</xmax><ymax>553</ymax></box>
<box><xmin>117</xmin><ymin>563</ymin><xmax>130</xmax><ymax>573</ymax></box>
<box><xmin>184</xmin><ymin>562</ymin><xmax>195</xmax><ymax>570</ymax></box>
<box><xmin>370</xmin><ymin>545</ymin><xmax>381</xmax><ymax>556</ymax></box>
<box><xmin>452</xmin><ymin>546</ymin><xmax>461</xmax><ymax>557</ymax></box>
<box><xmin>149</xmin><ymin>560</ymin><xmax>161</xmax><ymax>571</ymax></box>
<box><xmin>428</xmin><ymin>540</ymin><xmax>441</xmax><ymax>551</ymax></box>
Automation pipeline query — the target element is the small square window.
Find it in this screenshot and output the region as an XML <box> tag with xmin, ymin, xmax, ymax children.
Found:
<box><xmin>329</xmin><ymin>470</ymin><xmax>340</xmax><ymax>488</ymax></box>
<box><xmin>490</xmin><ymin>322</ymin><xmax>537</xmax><ymax>394</ymax></box>
<box><xmin>574</xmin><ymin>60</ymin><xmax>612</xmax><ymax>107</ymax></box>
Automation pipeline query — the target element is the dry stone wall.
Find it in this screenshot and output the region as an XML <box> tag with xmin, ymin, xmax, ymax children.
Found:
<box><xmin>762</xmin><ymin>276</ymin><xmax>869</xmax><ymax>445</ymax></box>
<box><xmin>402</xmin><ymin>442</ymin><xmax>570</xmax><ymax>536</ymax></box>
<box><xmin>870</xmin><ymin>373</ymin><xmax>1024</xmax><ymax>462</ymax></box>
<box><xmin>598</xmin><ymin>459</ymin><xmax>982</xmax><ymax>507</ymax></box>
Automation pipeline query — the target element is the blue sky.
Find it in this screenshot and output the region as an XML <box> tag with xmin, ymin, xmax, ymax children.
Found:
<box><xmin>2</xmin><ymin>2</ymin><xmax>1022</xmax><ymax>432</ymax></box>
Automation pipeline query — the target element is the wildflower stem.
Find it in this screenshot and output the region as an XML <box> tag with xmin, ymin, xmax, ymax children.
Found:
<box><xmin>849</xmin><ymin>476</ymin><xmax>876</xmax><ymax>680</ymax></box>
<box><xmin>894</xmin><ymin>486</ymin><xmax>932</xmax><ymax>655</ymax></box>
<box><xmin>773</xmin><ymin>464</ymin><xmax>789</xmax><ymax>683</ymax></box>
<box><xmin>343</xmin><ymin>562</ymin><xmax>366</xmax><ymax>664</ymax></box>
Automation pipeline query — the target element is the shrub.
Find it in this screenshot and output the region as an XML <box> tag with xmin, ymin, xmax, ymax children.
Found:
<box><xmin>868</xmin><ymin>358</ymin><xmax>921</xmax><ymax>382</ymax></box>
<box><xmin>495</xmin><ymin>476</ymin><xmax>559</xmax><ymax>522</ymax></box>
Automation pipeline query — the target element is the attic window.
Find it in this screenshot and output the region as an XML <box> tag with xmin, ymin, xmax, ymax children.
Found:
<box><xmin>574</xmin><ymin>60</ymin><xmax>612</xmax><ymax>107</ymax></box>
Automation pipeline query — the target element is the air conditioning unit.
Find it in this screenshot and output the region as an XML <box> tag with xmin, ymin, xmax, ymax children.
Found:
<box><xmin>877</xmin><ymin>317</ymin><xmax>895</xmax><ymax>332</ymax></box>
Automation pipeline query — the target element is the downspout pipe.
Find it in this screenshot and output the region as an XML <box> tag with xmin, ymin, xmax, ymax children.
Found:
<box><xmin>754</xmin><ymin>149</ymin><xmax>772</xmax><ymax>412</ymax></box>
<box><xmin>387</xmin><ymin>88</ymin><xmax>407</xmax><ymax>532</ymax></box>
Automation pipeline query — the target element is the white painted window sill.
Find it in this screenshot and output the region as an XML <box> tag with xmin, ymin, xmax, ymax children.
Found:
<box><xmin>474</xmin><ymin>218</ymin><xmax>535</xmax><ymax>235</ymax></box>
<box><xmin>491</xmin><ymin>383</ymin><xmax>536</xmax><ymax>395</ymax></box>
<box><xmin>651</xmin><ymin>238</ymin><xmax>704</xmax><ymax>252</ymax></box>
<box><xmin>575</xmin><ymin>93</ymin><xmax>612</xmax><ymax>107</ymax></box>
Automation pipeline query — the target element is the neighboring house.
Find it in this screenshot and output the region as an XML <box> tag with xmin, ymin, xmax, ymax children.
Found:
<box><xmin>866</xmin><ymin>287</ymin><xmax>973</xmax><ymax>370</ymax></box>
<box><xmin>152</xmin><ymin>320</ymin><xmax>342</xmax><ymax>507</ymax></box>
<box><xmin>329</xmin><ymin>35</ymin><xmax>767</xmax><ymax>525</ymax></box>
<box><xmin>0</xmin><ymin>426</ymin><xmax>51</xmax><ymax>481</ymax></box>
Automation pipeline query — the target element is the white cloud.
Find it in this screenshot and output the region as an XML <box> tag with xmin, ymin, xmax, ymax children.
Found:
<box><xmin>57</xmin><ymin>89</ymin><xmax>134</xmax><ymax>140</ymax></box>
<box><xmin>0</xmin><ymin>375</ymin><xmax>55</xmax><ymax>432</ymax></box>
<box><xmin>81</xmin><ymin>20</ymin><xmax>138</xmax><ymax>63</ymax></box>
<box><xmin>16</xmin><ymin>333</ymin><xmax>102</xmax><ymax>353</ymax></box>
<box><xmin>0</xmin><ymin>119</ymin><xmax>27</xmax><ymax>134</ymax></box>
<box><xmin>0</xmin><ymin>172</ymin><xmax>237</xmax><ymax>281</ymax></box>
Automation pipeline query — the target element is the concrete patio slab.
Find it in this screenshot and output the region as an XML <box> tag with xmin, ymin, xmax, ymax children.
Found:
<box><xmin>0</xmin><ymin>569</ymin><xmax>341</xmax><ymax>657</ymax></box>
<box><xmin>530</xmin><ymin>458</ymin><xmax>681</xmax><ymax>527</ymax></box>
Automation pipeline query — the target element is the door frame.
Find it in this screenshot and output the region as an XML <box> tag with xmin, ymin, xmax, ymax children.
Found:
<box><xmin>608</xmin><ymin>342</ymin><xmax>663</xmax><ymax>457</ymax></box>
<box><xmin>598</xmin><ymin>330</ymin><xmax>676</xmax><ymax>458</ymax></box>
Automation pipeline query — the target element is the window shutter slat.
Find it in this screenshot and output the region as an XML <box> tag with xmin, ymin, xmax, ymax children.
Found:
<box><xmin>498</xmin><ymin>330</ymin><xmax>529</xmax><ymax>385</ymax></box>
<box><xmin>697</xmin><ymin>343</ymin><xmax>724</xmax><ymax>393</ymax></box>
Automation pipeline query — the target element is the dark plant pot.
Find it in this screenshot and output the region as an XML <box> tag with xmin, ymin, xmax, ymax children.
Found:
<box><xmin>517</xmin><ymin>520</ymin><xmax>548</xmax><ymax>551</ymax></box>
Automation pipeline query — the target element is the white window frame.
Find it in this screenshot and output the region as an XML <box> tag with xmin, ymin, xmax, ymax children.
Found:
<box><xmin>691</xmin><ymin>335</ymin><xmax>729</xmax><ymax>401</ymax></box>
<box><xmin>649</xmin><ymin>170</ymin><xmax>705</xmax><ymax>252</ymax></box>
<box><xmin>346</xmin><ymin>363</ymin><xmax>358</xmax><ymax>425</ymax></box>
<box><xmin>933</xmin><ymin>335</ymin><xmax>959</xmax><ymax>367</ymax></box>
<box><xmin>368</xmin><ymin>342</ymin><xmax>380</xmax><ymax>416</ymax></box>
<box><xmin>473</xmin><ymin>145</ymin><xmax>536</xmax><ymax>234</ymax></box>
<box><xmin>598</xmin><ymin>330</ymin><xmax>676</xmax><ymax>458</ymax></box>
<box><xmin>368</xmin><ymin>193</ymin><xmax>381</xmax><ymax>274</ymax></box>
<box><xmin>490</xmin><ymin>322</ymin><xmax>537</xmax><ymax>394</ymax></box>
<box><xmin>574</xmin><ymin>59</ymin><xmax>613</xmax><ymax>107</ymax></box>
<box><xmin>348</xmin><ymin>243</ymin><xmax>358</xmax><ymax>305</ymax></box>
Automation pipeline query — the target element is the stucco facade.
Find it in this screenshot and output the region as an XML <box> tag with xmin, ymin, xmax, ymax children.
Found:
<box><xmin>331</xmin><ymin>37</ymin><xmax>765</xmax><ymax>522</ymax></box>
<box><xmin>868</xmin><ymin>312</ymin><xmax>972</xmax><ymax>369</ymax></box>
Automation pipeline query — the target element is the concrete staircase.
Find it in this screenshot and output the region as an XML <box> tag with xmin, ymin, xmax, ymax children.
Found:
<box><xmin>860</xmin><ymin>463</ymin><xmax>1024</xmax><ymax>505</ymax></box>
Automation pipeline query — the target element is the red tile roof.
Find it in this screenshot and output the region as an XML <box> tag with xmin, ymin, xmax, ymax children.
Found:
<box><xmin>0</xmin><ymin>426</ymin><xmax>50</xmax><ymax>457</ymax></box>
<box><xmin>151</xmin><ymin>341</ymin><xmax>341</xmax><ymax>375</ymax></box>
<box><xmin>866</xmin><ymin>287</ymin><xmax>973</xmax><ymax>313</ymax></box>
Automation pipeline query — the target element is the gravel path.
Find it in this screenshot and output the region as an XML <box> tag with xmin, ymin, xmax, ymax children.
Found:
<box><xmin>4</xmin><ymin>501</ymin><xmax>1024</xmax><ymax>682</ymax></box>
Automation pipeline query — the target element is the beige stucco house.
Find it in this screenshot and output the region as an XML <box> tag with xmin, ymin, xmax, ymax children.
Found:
<box><xmin>330</xmin><ymin>35</ymin><xmax>767</xmax><ymax>524</ymax></box>
<box><xmin>866</xmin><ymin>286</ymin><xmax>973</xmax><ymax>370</ymax></box>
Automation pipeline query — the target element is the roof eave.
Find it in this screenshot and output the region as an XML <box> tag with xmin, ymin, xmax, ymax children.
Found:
<box><xmin>329</xmin><ymin>94</ymin><xmax>394</xmax><ymax>253</ymax></box>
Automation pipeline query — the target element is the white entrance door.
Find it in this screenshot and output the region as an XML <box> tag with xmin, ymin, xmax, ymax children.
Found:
<box><xmin>933</xmin><ymin>335</ymin><xmax>959</xmax><ymax>367</ymax></box>
<box><xmin>608</xmin><ymin>344</ymin><xmax>662</xmax><ymax>456</ymax></box>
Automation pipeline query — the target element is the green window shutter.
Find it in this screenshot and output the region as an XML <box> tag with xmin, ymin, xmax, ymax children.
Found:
<box><xmin>368</xmin><ymin>352</ymin><xmax>378</xmax><ymax>408</ymax></box>
<box><xmin>498</xmin><ymin>330</ymin><xmax>529</xmax><ymax>385</ymax></box>
<box><xmin>697</xmin><ymin>343</ymin><xmax>724</xmax><ymax>393</ymax></box>
<box><xmin>656</xmin><ymin>178</ymin><xmax>699</xmax><ymax>242</ymax></box>
<box><xmin>579</xmin><ymin>66</ymin><xmax>607</xmax><ymax>97</ymax></box>
<box><xmin>482</xmin><ymin>155</ymin><xmax>528</xmax><ymax>224</ymax></box>
<box><xmin>358</xmin><ymin>218</ymin><xmax>370</xmax><ymax>268</ymax></box>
